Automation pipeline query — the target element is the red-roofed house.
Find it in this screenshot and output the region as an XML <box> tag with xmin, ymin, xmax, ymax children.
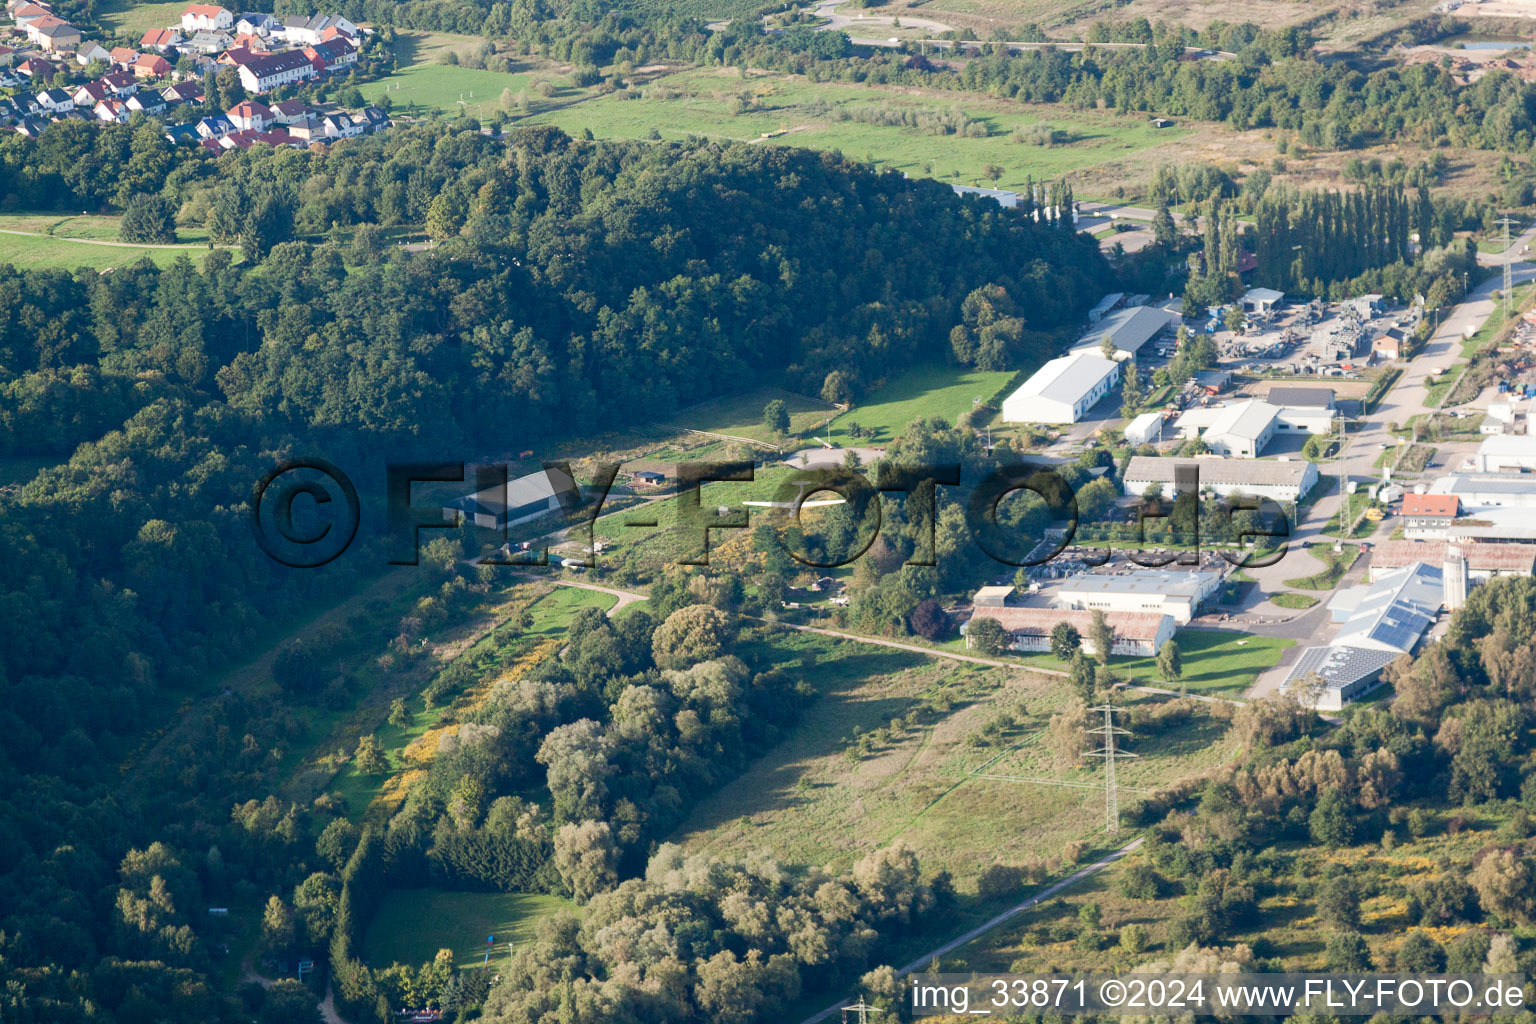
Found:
<box><xmin>133</xmin><ymin>52</ymin><xmax>171</xmax><ymax>78</ymax></box>
<box><xmin>9</xmin><ymin>2</ymin><xmax>48</xmax><ymax>26</ymax></box>
<box><xmin>101</xmin><ymin>70</ymin><xmax>138</xmax><ymax>94</ymax></box>
<box><xmin>180</xmin><ymin>3</ymin><xmax>232</xmax><ymax>32</ymax></box>
<box><xmin>72</xmin><ymin>80</ymin><xmax>107</xmax><ymax>105</ymax></box>
<box><xmin>303</xmin><ymin>36</ymin><xmax>355</xmax><ymax>71</ymax></box>
<box><xmin>93</xmin><ymin>97</ymin><xmax>129</xmax><ymax>123</ymax></box>
<box><xmin>25</xmin><ymin>13</ymin><xmax>80</xmax><ymax>51</ymax></box>
<box><xmin>140</xmin><ymin>27</ymin><xmax>182</xmax><ymax>50</ymax></box>
<box><xmin>17</xmin><ymin>57</ymin><xmax>58</xmax><ymax>79</ymax></box>
<box><xmin>1402</xmin><ymin>493</ymin><xmax>1460</xmax><ymax>539</ymax></box>
<box><xmin>226</xmin><ymin>98</ymin><xmax>271</xmax><ymax>131</ymax></box>
<box><xmin>217</xmin><ymin>46</ymin><xmax>261</xmax><ymax>66</ymax></box>
<box><xmin>108</xmin><ymin>46</ymin><xmax>139</xmax><ymax>67</ymax></box>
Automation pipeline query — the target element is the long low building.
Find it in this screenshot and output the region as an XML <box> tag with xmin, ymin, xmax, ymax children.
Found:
<box><xmin>1428</xmin><ymin>473</ymin><xmax>1536</xmax><ymax>509</ymax></box>
<box><xmin>1122</xmin><ymin>456</ymin><xmax>1318</xmax><ymax>503</ymax></box>
<box><xmin>1174</xmin><ymin>399</ymin><xmax>1335</xmax><ymax>458</ymax></box>
<box><xmin>443</xmin><ymin>467</ymin><xmax>580</xmax><ymax>530</ymax></box>
<box><xmin>1001</xmin><ymin>352</ymin><xmax>1120</xmax><ymax>424</ymax></box>
<box><xmin>1370</xmin><ymin>539</ymin><xmax>1535</xmax><ymax>579</ymax></box>
<box><xmin>962</xmin><ymin>607</ymin><xmax>1175</xmax><ymax>657</ymax></box>
<box><xmin>1053</xmin><ymin>568</ymin><xmax>1222</xmax><ymax>624</ymax></box>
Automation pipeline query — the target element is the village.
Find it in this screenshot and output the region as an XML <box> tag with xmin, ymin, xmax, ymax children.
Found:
<box><xmin>0</xmin><ymin>0</ymin><xmax>392</xmax><ymax>149</ymax></box>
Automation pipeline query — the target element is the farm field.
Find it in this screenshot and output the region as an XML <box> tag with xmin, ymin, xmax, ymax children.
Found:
<box><xmin>97</xmin><ymin>0</ymin><xmax>186</xmax><ymax>37</ymax></box>
<box><xmin>360</xmin><ymin>32</ymin><xmax>557</xmax><ymax>115</ymax></box>
<box><xmin>364</xmin><ymin>890</ymin><xmax>576</xmax><ymax>969</ymax></box>
<box><xmin>673</xmin><ymin>629</ymin><xmax>1237</xmax><ymax>885</ymax></box>
<box><xmin>532</xmin><ymin>67</ymin><xmax>1191</xmax><ymax>194</ymax></box>
<box><xmin>831</xmin><ymin>363</ymin><xmax>1017</xmax><ymax>443</ymax></box>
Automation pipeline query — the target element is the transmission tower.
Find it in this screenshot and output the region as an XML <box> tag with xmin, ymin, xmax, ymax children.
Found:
<box><xmin>842</xmin><ymin>996</ymin><xmax>885</xmax><ymax>1024</ymax></box>
<box><xmin>1500</xmin><ymin>215</ymin><xmax>1515</xmax><ymax>321</ymax></box>
<box><xmin>1087</xmin><ymin>703</ymin><xmax>1137</xmax><ymax>834</ymax></box>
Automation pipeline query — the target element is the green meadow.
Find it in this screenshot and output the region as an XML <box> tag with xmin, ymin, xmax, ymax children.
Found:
<box><xmin>830</xmin><ymin>363</ymin><xmax>1018</xmax><ymax>443</ymax></box>
<box><xmin>360</xmin><ymin>32</ymin><xmax>557</xmax><ymax>115</ymax></box>
<box><xmin>364</xmin><ymin>890</ymin><xmax>576</xmax><ymax>968</ymax></box>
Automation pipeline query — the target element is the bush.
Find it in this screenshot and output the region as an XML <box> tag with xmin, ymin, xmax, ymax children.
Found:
<box><xmin>120</xmin><ymin>192</ymin><xmax>177</xmax><ymax>245</ymax></box>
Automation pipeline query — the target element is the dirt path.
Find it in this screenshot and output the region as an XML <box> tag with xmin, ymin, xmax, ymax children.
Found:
<box><xmin>0</xmin><ymin>227</ymin><xmax>230</xmax><ymax>250</ymax></box>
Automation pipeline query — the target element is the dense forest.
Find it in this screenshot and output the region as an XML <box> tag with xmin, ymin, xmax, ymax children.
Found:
<box><xmin>0</xmin><ymin>124</ymin><xmax>1106</xmax><ymax>1022</ymax></box>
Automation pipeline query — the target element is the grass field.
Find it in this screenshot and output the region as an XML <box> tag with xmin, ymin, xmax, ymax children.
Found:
<box><xmin>359</xmin><ymin>32</ymin><xmax>555</xmax><ymax>116</ymax></box>
<box><xmin>364</xmin><ymin>890</ymin><xmax>576</xmax><ymax>968</ymax></box>
<box><xmin>675</xmin><ymin>629</ymin><xmax>1237</xmax><ymax>886</ymax></box>
<box><xmin>97</xmin><ymin>0</ymin><xmax>186</xmax><ymax>37</ymax></box>
<box><xmin>1269</xmin><ymin>591</ymin><xmax>1318</xmax><ymax>610</ymax></box>
<box><xmin>1111</xmin><ymin>629</ymin><xmax>1291</xmax><ymax>696</ymax></box>
<box><xmin>0</xmin><ymin>231</ymin><xmax>215</xmax><ymax>271</ymax></box>
<box><xmin>668</xmin><ymin>386</ymin><xmax>838</xmax><ymax>445</ymax></box>
<box><xmin>830</xmin><ymin>363</ymin><xmax>1017</xmax><ymax>444</ymax></box>
<box><xmin>532</xmin><ymin>67</ymin><xmax>1190</xmax><ymax>194</ymax></box>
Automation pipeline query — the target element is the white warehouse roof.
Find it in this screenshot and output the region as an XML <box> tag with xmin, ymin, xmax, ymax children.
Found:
<box><xmin>1008</xmin><ymin>352</ymin><xmax>1119</xmax><ymax>408</ymax></box>
<box><xmin>1204</xmin><ymin>400</ymin><xmax>1280</xmax><ymax>443</ymax></box>
<box><xmin>1072</xmin><ymin>305</ymin><xmax>1176</xmax><ymax>359</ymax></box>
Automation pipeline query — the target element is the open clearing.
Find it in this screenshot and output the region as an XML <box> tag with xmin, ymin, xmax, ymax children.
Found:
<box><xmin>360</xmin><ymin>32</ymin><xmax>556</xmax><ymax>115</ymax></box>
<box><xmin>673</xmin><ymin>629</ymin><xmax>1237</xmax><ymax>885</ymax></box>
<box><xmin>364</xmin><ymin>890</ymin><xmax>576</xmax><ymax>968</ymax></box>
<box><xmin>532</xmin><ymin>66</ymin><xmax>1191</xmax><ymax>194</ymax></box>
<box><xmin>97</xmin><ymin>0</ymin><xmax>186</xmax><ymax>37</ymax></box>
<box><xmin>0</xmin><ymin>232</ymin><xmax>214</xmax><ymax>271</ymax></box>
<box><xmin>831</xmin><ymin>363</ymin><xmax>1017</xmax><ymax>443</ymax></box>
<box><xmin>668</xmin><ymin>386</ymin><xmax>838</xmax><ymax>445</ymax></box>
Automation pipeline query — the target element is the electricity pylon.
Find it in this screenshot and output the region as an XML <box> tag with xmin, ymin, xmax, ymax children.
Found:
<box><xmin>1087</xmin><ymin>703</ymin><xmax>1136</xmax><ymax>834</ymax></box>
<box><xmin>1500</xmin><ymin>215</ymin><xmax>1515</xmax><ymax>321</ymax></box>
<box><xmin>842</xmin><ymin>996</ymin><xmax>885</xmax><ymax>1024</ymax></box>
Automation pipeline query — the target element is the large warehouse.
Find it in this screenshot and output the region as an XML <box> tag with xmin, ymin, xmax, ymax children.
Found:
<box><xmin>1053</xmin><ymin>568</ymin><xmax>1222</xmax><ymax>624</ymax></box>
<box><xmin>1121</xmin><ymin>456</ymin><xmax>1318</xmax><ymax>502</ymax></box>
<box><xmin>1001</xmin><ymin>352</ymin><xmax>1120</xmax><ymax>424</ymax></box>
<box><xmin>1070</xmin><ymin>305</ymin><xmax>1178</xmax><ymax>361</ymax></box>
<box><xmin>1474</xmin><ymin>435</ymin><xmax>1536</xmax><ymax>473</ymax></box>
<box><xmin>1175</xmin><ymin>399</ymin><xmax>1336</xmax><ymax>458</ymax></box>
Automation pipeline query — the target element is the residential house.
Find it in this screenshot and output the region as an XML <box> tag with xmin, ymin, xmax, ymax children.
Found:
<box><xmin>269</xmin><ymin>97</ymin><xmax>309</xmax><ymax>122</ymax></box>
<box><xmin>161</xmin><ymin>80</ymin><xmax>202</xmax><ymax>103</ymax></box>
<box><xmin>277</xmin><ymin>12</ymin><xmax>357</xmax><ymax>44</ymax></box>
<box><xmin>235</xmin><ymin>11</ymin><xmax>276</xmax><ymax>35</ymax></box>
<box><xmin>125</xmin><ymin>90</ymin><xmax>166</xmax><ymax>114</ymax></box>
<box><xmin>0</xmin><ymin>98</ymin><xmax>16</xmax><ymax>124</ymax></box>
<box><xmin>71</xmin><ymin>80</ymin><xmax>106</xmax><ymax>106</ymax></box>
<box><xmin>217</xmin><ymin>45</ymin><xmax>261</xmax><ymax>67</ymax></box>
<box><xmin>226</xmin><ymin>98</ymin><xmax>271</xmax><ymax>130</ymax></box>
<box><xmin>303</xmin><ymin>36</ymin><xmax>355</xmax><ymax>71</ymax></box>
<box><xmin>108</xmin><ymin>45</ymin><xmax>139</xmax><ymax>68</ymax></box>
<box><xmin>9</xmin><ymin>2</ymin><xmax>49</xmax><ymax>26</ymax></box>
<box><xmin>140</xmin><ymin>27</ymin><xmax>182</xmax><ymax>50</ymax></box>
<box><xmin>284</xmin><ymin>113</ymin><xmax>322</xmax><ymax>141</ymax></box>
<box><xmin>27</xmin><ymin>16</ymin><xmax>84</xmax><ymax>53</ymax></box>
<box><xmin>180</xmin><ymin>3</ymin><xmax>233</xmax><ymax>32</ymax></box>
<box><xmin>133</xmin><ymin>52</ymin><xmax>171</xmax><ymax>78</ymax></box>
<box><xmin>358</xmin><ymin>104</ymin><xmax>389</xmax><ymax>131</ymax></box>
<box><xmin>1401</xmin><ymin>493</ymin><xmax>1460</xmax><ymax>539</ymax></box>
<box><xmin>321</xmin><ymin>110</ymin><xmax>361</xmax><ymax>138</ymax></box>
<box><xmin>34</xmin><ymin>85</ymin><xmax>71</xmax><ymax>111</ymax></box>
<box><xmin>93</xmin><ymin>97</ymin><xmax>129</xmax><ymax>122</ymax></box>
<box><xmin>183</xmin><ymin>30</ymin><xmax>232</xmax><ymax>52</ymax></box>
<box><xmin>14</xmin><ymin>114</ymin><xmax>48</xmax><ymax>136</ymax></box>
<box><xmin>236</xmin><ymin>48</ymin><xmax>315</xmax><ymax>92</ymax></box>
<box><xmin>0</xmin><ymin>44</ymin><xmax>16</xmax><ymax>67</ymax></box>
<box><xmin>17</xmin><ymin>57</ymin><xmax>59</xmax><ymax>80</ymax></box>
<box><xmin>74</xmin><ymin>40</ymin><xmax>109</xmax><ymax>65</ymax></box>
<box><xmin>101</xmin><ymin>70</ymin><xmax>138</xmax><ymax>95</ymax></box>
<box><xmin>195</xmin><ymin>112</ymin><xmax>232</xmax><ymax>136</ymax></box>
<box><xmin>163</xmin><ymin>121</ymin><xmax>200</xmax><ymax>143</ymax></box>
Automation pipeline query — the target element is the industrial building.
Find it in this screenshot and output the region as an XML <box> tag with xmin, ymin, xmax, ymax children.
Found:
<box><xmin>1428</xmin><ymin>473</ymin><xmax>1536</xmax><ymax>509</ymax></box>
<box><xmin>442</xmin><ymin>466</ymin><xmax>580</xmax><ymax>530</ymax></box>
<box><xmin>1070</xmin><ymin>305</ymin><xmax>1178</xmax><ymax>361</ymax></box>
<box><xmin>962</xmin><ymin>607</ymin><xmax>1176</xmax><ymax>657</ymax></box>
<box><xmin>1053</xmin><ymin>568</ymin><xmax>1222</xmax><ymax>624</ymax></box>
<box><xmin>1241</xmin><ymin>287</ymin><xmax>1284</xmax><ymax>315</ymax></box>
<box><xmin>1001</xmin><ymin>352</ymin><xmax>1120</xmax><ymax>424</ymax></box>
<box><xmin>1266</xmin><ymin>386</ymin><xmax>1334</xmax><ymax>412</ymax></box>
<box><xmin>1121</xmin><ymin>456</ymin><xmax>1318</xmax><ymax>502</ymax></box>
<box><xmin>1123</xmin><ymin>411</ymin><xmax>1164</xmax><ymax>447</ymax></box>
<box><xmin>1474</xmin><ymin>435</ymin><xmax>1536</xmax><ymax>473</ymax></box>
<box><xmin>1284</xmin><ymin>561</ymin><xmax>1446</xmax><ymax>710</ymax></box>
<box><xmin>1370</xmin><ymin>540</ymin><xmax>1535</xmax><ymax>580</ymax></box>
<box><xmin>1174</xmin><ymin>399</ymin><xmax>1335</xmax><ymax>458</ymax></box>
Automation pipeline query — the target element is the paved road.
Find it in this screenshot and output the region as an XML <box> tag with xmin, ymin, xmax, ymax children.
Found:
<box><xmin>514</xmin><ymin>572</ymin><xmax>647</xmax><ymax>616</ymax></box>
<box><xmin>796</xmin><ymin>837</ymin><xmax>1145</xmax><ymax>1024</ymax></box>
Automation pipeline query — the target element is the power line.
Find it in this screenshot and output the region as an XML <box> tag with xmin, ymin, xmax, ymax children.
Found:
<box><xmin>1086</xmin><ymin>703</ymin><xmax>1136</xmax><ymax>833</ymax></box>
